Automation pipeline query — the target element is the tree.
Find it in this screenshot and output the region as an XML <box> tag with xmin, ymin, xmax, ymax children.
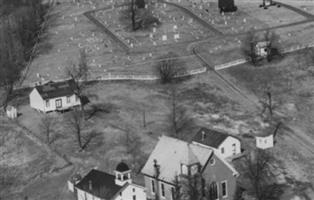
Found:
<box><xmin>156</xmin><ymin>52</ymin><xmax>186</xmax><ymax>84</ymax></box>
<box><xmin>65</xmin><ymin>49</ymin><xmax>89</xmax><ymax>114</ymax></box>
<box><xmin>0</xmin><ymin>17</ymin><xmax>23</xmax><ymax>111</ymax></box>
<box><xmin>169</xmin><ymin>86</ymin><xmax>194</xmax><ymax>139</ymax></box>
<box><xmin>242</xmin><ymin>29</ymin><xmax>258</xmax><ymax>65</ymax></box>
<box><xmin>39</xmin><ymin>115</ymin><xmax>55</xmax><ymax>144</ymax></box>
<box><xmin>264</xmin><ymin>30</ymin><xmax>282</xmax><ymax>62</ymax></box>
<box><xmin>67</xmin><ymin>109</ymin><xmax>85</xmax><ymax>150</ymax></box>
<box><xmin>120</xmin><ymin>0</ymin><xmax>160</xmax><ymax>31</ymax></box>
<box><xmin>244</xmin><ymin>149</ymin><xmax>282</xmax><ymax>200</ymax></box>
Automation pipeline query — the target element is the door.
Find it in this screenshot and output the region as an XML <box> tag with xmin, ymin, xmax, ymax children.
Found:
<box><xmin>55</xmin><ymin>99</ymin><xmax>62</xmax><ymax>109</ymax></box>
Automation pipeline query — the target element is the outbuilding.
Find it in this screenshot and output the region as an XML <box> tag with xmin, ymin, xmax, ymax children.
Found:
<box><xmin>29</xmin><ymin>80</ymin><xmax>81</xmax><ymax>113</ymax></box>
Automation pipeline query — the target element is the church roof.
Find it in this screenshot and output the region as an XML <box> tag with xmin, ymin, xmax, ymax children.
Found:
<box><xmin>141</xmin><ymin>135</ymin><xmax>213</xmax><ymax>183</ymax></box>
<box><xmin>75</xmin><ymin>169</ymin><xmax>123</xmax><ymax>199</ymax></box>
<box><xmin>116</xmin><ymin>162</ymin><xmax>130</xmax><ymax>172</ymax></box>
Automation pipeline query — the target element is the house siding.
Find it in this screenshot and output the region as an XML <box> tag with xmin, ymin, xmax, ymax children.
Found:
<box><xmin>218</xmin><ymin>137</ymin><xmax>241</xmax><ymax>158</ymax></box>
<box><xmin>76</xmin><ymin>188</ymin><xmax>102</xmax><ymax>200</ymax></box>
<box><xmin>144</xmin><ymin>176</ymin><xmax>174</xmax><ymax>200</ymax></box>
<box><xmin>202</xmin><ymin>154</ymin><xmax>237</xmax><ymax>200</ymax></box>
<box><xmin>29</xmin><ymin>88</ymin><xmax>45</xmax><ymax>111</ymax></box>
<box><xmin>114</xmin><ymin>184</ymin><xmax>146</xmax><ymax>200</ymax></box>
<box><xmin>30</xmin><ymin>89</ymin><xmax>81</xmax><ymax>113</ymax></box>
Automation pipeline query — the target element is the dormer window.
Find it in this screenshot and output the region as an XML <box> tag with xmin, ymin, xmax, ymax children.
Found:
<box><xmin>190</xmin><ymin>164</ymin><xmax>199</xmax><ymax>175</ymax></box>
<box><xmin>181</xmin><ymin>164</ymin><xmax>188</xmax><ymax>175</ymax></box>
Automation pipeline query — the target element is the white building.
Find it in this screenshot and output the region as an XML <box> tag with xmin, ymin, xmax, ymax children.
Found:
<box><xmin>256</xmin><ymin>133</ymin><xmax>274</xmax><ymax>149</ymax></box>
<box><xmin>71</xmin><ymin>162</ymin><xmax>146</xmax><ymax>200</ymax></box>
<box><xmin>6</xmin><ymin>105</ymin><xmax>17</xmax><ymax>119</ymax></box>
<box><xmin>29</xmin><ymin>80</ymin><xmax>81</xmax><ymax>113</ymax></box>
<box><xmin>192</xmin><ymin>127</ymin><xmax>241</xmax><ymax>158</ymax></box>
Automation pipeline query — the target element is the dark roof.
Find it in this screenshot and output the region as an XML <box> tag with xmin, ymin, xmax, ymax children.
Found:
<box><xmin>192</xmin><ymin>127</ymin><xmax>229</xmax><ymax>148</ymax></box>
<box><xmin>35</xmin><ymin>80</ymin><xmax>75</xmax><ymax>100</ymax></box>
<box><xmin>75</xmin><ymin>169</ymin><xmax>123</xmax><ymax>199</ymax></box>
<box><xmin>116</xmin><ymin>162</ymin><xmax>130</xmax><ymax>172</ymax></box>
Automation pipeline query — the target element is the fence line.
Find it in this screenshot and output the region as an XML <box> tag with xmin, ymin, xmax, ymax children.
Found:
<box><xmin>214</xmin><ymin>42</ymin><xmax>314</xmax><ymax>71</ymax></box>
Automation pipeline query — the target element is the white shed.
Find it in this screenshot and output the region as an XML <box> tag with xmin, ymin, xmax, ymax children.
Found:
<box><xmin>6</xmin><ymin>106</ymin><xmax>17</xmax><ymax>119</ymax></box>
<box><xmin>256</xmin><ymin>134</ymin><xmax>274</xmax><ymax>149</ymax></box>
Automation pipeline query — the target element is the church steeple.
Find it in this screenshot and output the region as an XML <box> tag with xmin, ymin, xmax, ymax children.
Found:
<box><xmin>114</xmin><ymin>162</ymin><xmax>132</xmax><ymax>186</ymax></box>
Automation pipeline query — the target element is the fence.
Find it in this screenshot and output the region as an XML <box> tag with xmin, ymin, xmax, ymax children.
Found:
<box><xmin>214</xmin><ymin>42</ymin><xmax>314</xmax><ymax>71</ymax></box>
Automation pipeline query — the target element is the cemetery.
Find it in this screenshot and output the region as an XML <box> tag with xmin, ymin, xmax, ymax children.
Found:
<box><xmin>89</xmin><ymin>2</ymin><xmax>216</xmax><ymax>49</ymax></box>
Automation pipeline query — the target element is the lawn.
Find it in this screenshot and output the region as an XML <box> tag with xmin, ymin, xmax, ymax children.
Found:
<box><xmin>0</xmin><ymin>117</ymin><xmax>69</xmax><ymax>200</ymax></box>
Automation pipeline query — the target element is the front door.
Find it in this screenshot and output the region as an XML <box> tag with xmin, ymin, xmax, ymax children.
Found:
<box><xmin>55</xmin><ymin>99</ymin><xmax>62</xmax><ymax>109</ymax></box>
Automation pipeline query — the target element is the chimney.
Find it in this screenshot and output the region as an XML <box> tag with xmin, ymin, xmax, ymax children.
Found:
<box><xmin>89</xmin><ymin>180</ymin><xmax>92</xmax><ymax>191</ymax></box>
<box><xmin>201</xmin><ymin>131</ymin><xmax>205</xmax><ymax>141</ymax></box>
<box><xmin>153</xmin><ymin>159</ymin><xmax>160</xmax><ymax>178</ymax></box>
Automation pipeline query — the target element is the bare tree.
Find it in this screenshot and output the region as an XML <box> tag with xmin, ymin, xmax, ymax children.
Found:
<box><xmin>39</xmin><ymin>115</ymin><xmax>55</xmax><ymax>144</ymax></box>
<box><xmin>65</xmin><ymin>49</ymin><xmax>89</xmax><ymax>114</ymax></box>
<box><xmin>242</xmin><ymin>29</ymin><xmax>258</xmax><ymax>66</ymax></box>
<box><xmin>120</xmin><ymin>0</ymin><xmax>160</xmax><ymax>31</ymax></box>
<box><xmin>172</xmin><ymin>175</ymin><xmax>183</xmax><ymax>200</ymax></box>
<box><xmin>67</xmin><ymin>109</ymin><xmax>85</xmax><ymax>150</ymax></box>
<box><xmin>156</xmin><ymin>52</ymin><xmax>186</xmax><ymax>84</ymax></box>
<box><xmin>244</xmin><ymin>149</ymin><xmax>282</xmax><ymax>200</ymax></box>
<box><xmin>264</xmin><ymin>30</ymin><xmax>282</xmax><ymax>62</ymax></box>
<box><xmin>169</xmin><ymin>86</ymin><xmax>194</xmax><ymax>139</ymax></box>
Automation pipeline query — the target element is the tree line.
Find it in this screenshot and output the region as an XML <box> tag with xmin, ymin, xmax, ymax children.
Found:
<box><xmin>0</xmin><ymin>0</ymin><xmax>51</xmax><ymax>111</ymax></box>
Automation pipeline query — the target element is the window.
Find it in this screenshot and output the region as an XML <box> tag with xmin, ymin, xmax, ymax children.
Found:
<box><xmin>209</xmin><ymin>158</ymin><xmax>215</xmax><ymax>166</ymax></box>
<box><xmin>191</xmin><ymin>164</ymin><xmax>199</xmax><ymax>175</ymax></box>
<box><xmin>133</xmin><ymin>188</ymin><xmax>135</xmax><ymax>192</ymax></box>
<box><xmin>264</xmin><ymin>139</ymin><xmax>267</xmax><ymax>144</ymax></box>
<box><xmin>118</xmin><ymin>174</ymin><xmax>122</xmax><ymax>180</ymax></box>
<box><xmin>221</xmin><ymin>147</ymin><xmax>225</xmax><ymax>154</ymax></box>
<box><xmin>75</xmin><ymin>95</ymin><xmax>79</xmax><ymax>102</ymax></box>
<box><xmin>66</xmin><ymin>96</ymin><xmax>71</xmax><ymax>103</ymax></box>
<box><xmin>209</xmin><ymin>182</ymin><xmax>218</xmax><ymax>200</ymax></box>
<box><xmin>222</xmin><ymin>181</ymin><xmax>227</xmax><ymax>197</ymax></box>
<box><xmin>232</xmin><ymin>143</ymin><xmax>236</xmax><ymax>155</ymax></box>
<box><xmin>45</xmin><ymin>100</ymin><xmax>50</xmax><ymax>107</ymax></box>
<box><xmin>161</xmin><ymin>183</ymin><xmax>165</xmax><ymax>198</ymax></box>
<box><xmin>119</xmin><ymin>192</ymin><xmax>122</xmax><ymax>196</ymax></box>
<box><xmin>171</xmin><ymin>187</ymin><xmax>175</xmax><ymax>200</ymax></box>
<box><xmin>133</xmin><ymin>195</ymin><xmax>136</xmax><ymax>200</ymax></box>
<box><xmin>55</xmin><ymin>99</ymin><xmax>62</xmax><ymax>108</ymax></box>
<box><xmin>151</xmin><ymin>179</ymin><xmax>155</xmax><ymax>194</ymax></box>
<box><xmin>181</xmin><ymin>164</ymin><xmax>188</xmax><ymax>175</ymax></box>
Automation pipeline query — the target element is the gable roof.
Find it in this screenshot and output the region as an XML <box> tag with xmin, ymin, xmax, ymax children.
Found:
<box><xmin>192</xmin><ymin>127</ymin><xmax>230</xmax><ymax>148</ymax></box>
<box><xmin>75</xmin><ymin>169</ymin><xmax>123</xmax><ymax>199</ymax></box>
<box><xmin>34</xmin><ymin>80</ymin><xmax>76</xmax><ymax>100</ymax></box>
<box><xmin>141</xmin><ymin>135</ymin><xmax>213</xmax><ymax>183</ymax></box>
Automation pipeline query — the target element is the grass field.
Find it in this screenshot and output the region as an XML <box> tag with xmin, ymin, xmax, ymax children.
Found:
<box><xmin>219</xmin><ymin>50</ymin><xmax>314</xmax><ymax>188</ymax></box>
<box><xmin>0</xmin><ymin>117</ymin><xmax>71</xmax><ymax>200</ymax></box>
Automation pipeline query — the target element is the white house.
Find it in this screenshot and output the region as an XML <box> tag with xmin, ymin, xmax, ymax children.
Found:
<box><xmin>256</xmin><ymin>133</ymin><xmax>274</xmax><ymax>149</ymax></box>
<box><xmin>192</xmin><ymin>127</ymin><xmax>241</xmax><ymax>159</ymax></box>
<box><xmin>29</xmin><ymin>80</ymin><xmax>81</xmax><ymax>113</ymax></box>
<box><xmin>71</xmin><ymin>162</ymin><xmax>146</xmax><ymax>200</ymax></box>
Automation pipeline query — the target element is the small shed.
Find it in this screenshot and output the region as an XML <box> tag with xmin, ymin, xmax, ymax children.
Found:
<box><xmin>255</xmin><ymin>41</ymin><xmax>270</xmax><ymax>57</ymax></box>
<box><xmin>6</xmin><ymin>106</ymin><xmax>17</xmax><ymax>119</ymax></box>
<box><xmin>256</xmin><ymin>132</ymin><xmax>274</xmax><ymax>149</ymax></box>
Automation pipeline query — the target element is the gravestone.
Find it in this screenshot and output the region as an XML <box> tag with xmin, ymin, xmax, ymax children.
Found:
<box><xmin>162</xmin><ymin>35</ymin><xmax>167</xmax><ymax>41</ymax></box>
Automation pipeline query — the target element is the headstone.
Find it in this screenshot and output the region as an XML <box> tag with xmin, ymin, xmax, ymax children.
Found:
<box><xmin>173</xmin><ymin>25</ymin><xmax>178</xmax><ymax>31</ymax></box>
<box><xmin>153</xmin><ymin>27</ymin><xmax>156</xmax><ymax>33</ymax></box>
<box><xmin>174</xmin><ymin>33</ymin><xmax>180</xmax><ymax>40</ymax></box>
<box><xmin>162</xmin><ymin>35</ymin><xmax>167</xmax><ymax>41</ymax></box>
